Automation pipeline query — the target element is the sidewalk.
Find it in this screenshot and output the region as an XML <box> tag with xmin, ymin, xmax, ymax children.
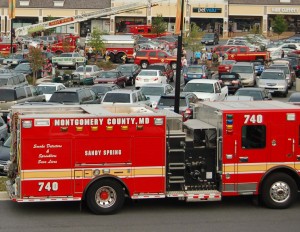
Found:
<box><xmin>0</xmin><ymin>191</ymin><xmax>8</xmax><ymax>200</ymax></box>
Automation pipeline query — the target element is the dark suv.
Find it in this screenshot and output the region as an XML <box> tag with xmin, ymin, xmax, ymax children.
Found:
<box><xmin>49</xmin><ymin>87</ymin><xmax>100</xmax><ymax>104</ymax></box>
<box><xmin>201</xmin><ymin>33</ymin><xmax>219</xmax><ymax>45</ymax></box>
<box><xmin>147</xmin><ymin>63</ymin><xmax>174</xmax><ymax>82</ymax></box>
<box><xmin>0</xmin><ymin>85</ymin><xmax>45</xmax><ymax>120</ymax></box>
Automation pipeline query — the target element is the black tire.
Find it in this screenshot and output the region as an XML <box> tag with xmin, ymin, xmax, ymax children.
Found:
<box><xmin>109</xmin><ymin>53</ymin><xmax>115</xmax><ymax>63</ymax></box>
<box><xmin>127</xmin><ymin>78</ymin><xmax>134</xmax><ymax>86</ymax></box>
<box><xmin>116</xmin><ymin>53</ymin><xmax>125</xmax><ymax>64</ymax></box>
<box><xmin>86</xmin><ymin>179</ymin><xmax>125</xmax><ymax>215</ymax></box>
<box><xmin>261</xmin><ymin>172</ymin><xmax>297</xmax><ymax>209</ymax></box>
<box><xmin>141</xmin><ymin>61</ymin><xmax>149</xmax><ymax>69</ymax></box>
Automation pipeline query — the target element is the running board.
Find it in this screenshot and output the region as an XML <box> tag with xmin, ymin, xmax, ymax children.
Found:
<box><xmin>167</xmin><ymin>190</ymin><xmax>221</xmax><ymax>202</ymax></box>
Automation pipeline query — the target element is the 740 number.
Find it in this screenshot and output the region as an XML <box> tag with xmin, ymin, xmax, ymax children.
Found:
<box><xmin>244</xmin><ymin>114</ymin><xmax>263</xmax><ymax>124</ymax></box>
<box><xmin>38</xmin><ymin>182</ymin><xmax>58</xmax><ymax>192</ymax></box>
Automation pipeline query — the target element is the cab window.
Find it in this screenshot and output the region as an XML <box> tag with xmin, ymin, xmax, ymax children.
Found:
<box><xmin>242</xmin><ymin>125</ymin><xmax>266</xmax><ymax>149</ymax></box>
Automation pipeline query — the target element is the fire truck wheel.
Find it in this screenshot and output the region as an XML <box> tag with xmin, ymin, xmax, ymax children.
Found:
<box><xmin>141</xmin><ymin>61</ymin><xmax>149</xmax><ymax>69</ymax></box>
<box><xmin>261</xmin><ymin>173</ymin><xmax>297</xmax><ymax>209</ymax></box>
<box><xmin>86</xmin><ymin>179</ymin><xmax>125</xmax><ymax>214</ymax></box>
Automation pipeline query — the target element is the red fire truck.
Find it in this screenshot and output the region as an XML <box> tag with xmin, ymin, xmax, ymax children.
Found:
<box><xmin>125</xmin><ymin>24</ymin><xmax>172</xmax><ymax>38</ymax></box>
<box><xmin>6</xmin><ymin>101</ymin><xmax>300</xmax><ymax>214</ymax></box>
<box><xmin>50</xmin><ymin>34</ymin><xmax>80</xmax><ymax>54</ymax></box>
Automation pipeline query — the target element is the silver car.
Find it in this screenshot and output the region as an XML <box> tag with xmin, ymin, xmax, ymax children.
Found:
<box><xmin>231</xmin><ymin>62</ymin><xmax>256</xmax><ymax>87</ymax></box>
<box><xmin>72</xmin><ymin>65</ymin><xmax>104</xmax><ymax>84</ymax></box>
<box><xmin>257</xmin><ymin>69</ymin><xmax>288</xmax><ymax>97</ymax></box>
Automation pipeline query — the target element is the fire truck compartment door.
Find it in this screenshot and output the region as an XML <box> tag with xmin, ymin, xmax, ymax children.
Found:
<box><xmin>20</xmin><ymin>139</ymin><xmax>73</xmax><ymax>198</ymax></box>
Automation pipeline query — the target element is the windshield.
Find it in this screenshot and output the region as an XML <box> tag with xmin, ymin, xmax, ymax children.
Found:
<box><xmin>235</xmin><ymin>90</ymin><xmax>262</xmax><ymax>100</ymax></box>
<box><xmin>184</xmin><ymin>83</ymin><xmax>214</xmax><ymax>93</ymax></box>
<box><xmin>99</xmin><ymin>72</ymin><xmax>117</xmax><ymax>78</ymax></box>
<box><xmin>91</xmin><ymin>86</ymin><xmax>111</xmax><ymax>94</ymax></box>
<box><xmin>270</xmin><ymin>66</ymin><xmax>290</xmax><ymax>75</ymax></box>
<box><xmin>15</xmin><ymin>63</ymin><xmax>30</xmax><ymax>71</ymax></box>
<box><xmin>140</xmin><ymin>86</ymin><xmax>164</xmax><ymax>95</ymax></box>
<box><xmin>158</xmin><ymin>98</ymin><xmax>187</xmax><ymax>107</ymax></box>
<box><xmin>37</xmin><ymin>86</ymin><xmax>57</xmax><ymax>94</ymax></box>
<box><xmin>231</xmin><ymin>66</ymin><xmax>253</xmax><ymax>73</ymax></box>
<box><xmin>0</xmin><ymin>89</ymin><xmax>16</xmax><ymax>101</ymax></box>
<box><xmin>260</xmin><ymin>72</ymin><xmax>285</xmax><ymax>80</ymax></box>
<box><xmin>139</xmin><ymin>70</ymin><xmax>158</xmax><ymax>76</ymax></box>
<box><xmin>116</xmin><ymin>66</ymin><xmax>132</xmax><ymax>72</ymax></box>
<box><xmin>187</xmin><ymin>67</ymin><xmax>203</xmax><ymax>73</ymax></box>
<box><xmin>0</xmin><ymin>79</ymin><xmax>8</xmax><ymax>86</ymax></box>
<box><xmin>49</xmin><ymin>92</ymin><xmax>79</xmax><ymax>103</ymax></box>
<box><xmin>76</xmin><ymin>66</ymin><xmax>93</xmax><ymax>72</ymax></box>
<box><xmin>148</xmin><ymin>66</ymin><xmax>164</xmax><ymax>71</ymax></box>
<box><xmin>103</xmin><ymin>93</ymin><xmax>131</xmax><ymax>103</ymax></box>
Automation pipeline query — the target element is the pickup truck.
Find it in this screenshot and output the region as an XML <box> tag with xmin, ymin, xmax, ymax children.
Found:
<box><xmin>52</xmin><ymin>52</ymin><xmax>86</xmax><ymax>69</ymax></box>
<box><xmin>225</xmin><ymin>46</ymin><xmax>269</xmax><ymax>62</ymax></box>
<box><xmin>182</xmin><ymin>79</ymin><xmax>228</xmax><ymax>101</ymax></box>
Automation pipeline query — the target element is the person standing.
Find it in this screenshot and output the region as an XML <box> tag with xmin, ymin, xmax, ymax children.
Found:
<box><xmin>281</xmin><ymin>50</ymin><xmax>285</xmax><ymax>58</ymax></box>
<box><xmin>195</xmin><ymin>50</ymin><xmax>201</xmax><ymax>64</ymax></box>
<box><xmin>206</xmin><ymin>49</ymin><xmax>212</xmax><ymax>68</ymax></box>
<box><xmin>181</xmin><ymin>55</ymin><xmax>188</xmax><ymax>74</ymax></box>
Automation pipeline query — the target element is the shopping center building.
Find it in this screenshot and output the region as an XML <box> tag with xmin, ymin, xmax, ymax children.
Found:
<box><xmin>1</xmin><ymin>0</ymin><xmax>300</xmax><ymax>38</ymax></box>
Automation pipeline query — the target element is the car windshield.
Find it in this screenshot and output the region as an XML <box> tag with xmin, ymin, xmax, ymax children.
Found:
<box><xmin>15</xmin><ymin>64</ymin><xmax>30</xmax><ymax>71</ymax></box>
<box><xmin>203</xmin><ymin>34</ymin><xmax>214</xmax><ymax>38</ymax></box>
<box><xmin>187</xmin><ymin>67</ymin><xmax>203</xmax><ymax>73</ymax></box>
<box><xmin>139</xmin><ymin>70</ymin><xmax>158</xmax><ymax>76</ymax></box>
<box><xmin>184</xmin><ymin>83</ymin><xmax>214</xmax><ymax>93</ymax></box>
<box><xmin>140</xmin><ymin>86</ymin><xmax>164</xmax><ymax>95</ymax></box>
<box><xmin>99</xmin><ymin>72</ymin><xmax>117</xmax><ymax>78</ymax></box>
<box><xmin>60</xmin><ymin>53</ymin><xmax>73</xmax><ymax>57</ymax></box>
<box><xmin>222</xmin><ymin>60</ymin><xmax>235</xmax><ymax>65</ymax></box>
<box><xmin>116</xmin><ymin>66</ymin><xmax>132</xmax><ymax>72</ymax></box>
<box><xmin>235</xmin><ymin>90</ymin><xmax>262</xmax><ymax>100</ymax></box>
<box><xmin>148</xmin><ymin>66</ymin><xmax>164</xmax><ymax>71</ymax></box>
<box><xmin>0</xmin><ymin>79</ymin><xmax>9</xmax><ymax>86</ymax></box>
<box><xmin>219</xmin><ymin>74</ymin><xmax>238</xmax><ymax>79</ymax></box>
<box><xmin>37</xmin><ymin>86</ymin><xmax>57</xmax><ymax>94</ymax></box>
<box><xmin>76</xmin><ymin>67</ymin><xmax>93</xmax><ymax>72</ymax></box>
<box><xmin>270</xmin><ymin>66</ymin><xmax>290</xmax><ymax>75</ymax></box>
<box><xmin>0</xmin><ymin>89</ymin><xmax>16</xmax><ymax>101</ymax></box>
<box><xmin>158</xmin><ymin>97</ymin><xmax>187</xmax><ymax>107</ymax></box>
<box><xmin>231</xmin><ymin>66</ymin><xmax>253</xmax><ymax>73</ymax></box>
<box><xmin>260</xmin><ymin>72</ymin><xmax>285</xmax><ymax>80</ymax></box>
<box><xmin>103</xmin><ymin>93</ymin><xmax>131</xmax><ymax>103</ymax></box>
<box><xmin>49</xmin><ymin>92</ymin><xmax>79</xmax><ymax>103</ymax></box>
<box><xmin>91</xmin><ymin>86</ymin><xmax>112</xmax><ymax>94</ymax></box>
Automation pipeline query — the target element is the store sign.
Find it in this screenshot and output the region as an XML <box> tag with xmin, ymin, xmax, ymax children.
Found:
<box><xmin>193</xmin><ymin>8</ymin><xmax>222</xmax><ymax>13</ymax></box>
<box><xmin>271</xmin><ymin>8</ymin><xmax>298</xmax><ymax>13</ymax></box>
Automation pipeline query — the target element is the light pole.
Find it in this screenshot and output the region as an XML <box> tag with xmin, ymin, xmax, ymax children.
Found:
<box><xmin>174</xmin><ymin>0</ymin><xmax>184</xmax><ymax>114</ymax></box>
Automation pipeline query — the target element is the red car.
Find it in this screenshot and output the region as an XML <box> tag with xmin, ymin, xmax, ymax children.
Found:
<box><xmin>93</xmin><ymin>70</ymin><xmax>127</xmax><ymax>88</ymax></box>
<box><xmin>218</xmin><ymin>60</ymin><xmax>237</xmax><ymax>73</ymax></box>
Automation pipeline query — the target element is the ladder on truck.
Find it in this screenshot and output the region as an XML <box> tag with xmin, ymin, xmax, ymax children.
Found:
<box><xmin>15</xmin><ymin>0</ymin><xmax>168</xmax><ymax>37</ymax></box>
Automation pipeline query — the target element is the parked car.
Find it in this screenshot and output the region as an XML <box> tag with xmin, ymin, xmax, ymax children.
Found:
<box><xmin>72</xmin><ymin>65</ymin><xmax>104</xmax><ymax>85</ymax></box>
<box><xmin>93</xmin><ymin>70</ymin><xmax>127</xmax><ymax>88</ymax></box>
<box><xmin>201</xmin><ymin>33</ymin><xmax>219</xmax><ymax>45</ymax></box>
<box><xmin>0</xmin><ymin>117</ymin><xmax>8</xmax><ymax>143</ymax></box>
<box><xmin>288</xmin><ymin>92</ymin><xmax>300</xmax><ymax>102</ymax></box>
<box><xmin>0</xmin><ymin>69</ymin><xmax>28</xmax><ymax>86</ymax></box>
<box><xmin>278</xmin><ymin>57</ymin><xmax>300</xmax><ymax>77</ymax></box>
<box><xmin>52</xmin><ymin>52</ymin><xmax>86</xmax><ymax>69</ymax></box>
<box><xmin>156</xmin><ymin>92</ymin><xmax>199</xmax><ymax>121</ymax></box>
<box><xmin>49</xmin><ymin>87</ymin><xmax>100</xmax><ymax>104</ymax></box>
<box><xmin>90</xmin><ymin>83</ymin><xmax>120</xmax><ymax>100</ymax></box>
<box><xmin>37</xmin><ymin>82</ymin><xmax>66</xmax><ymax>101</ymax></box>
<box><xmin>116</xmin><ymin>63</ymin><xmax>141</xmax><ymax>86</ymax></box>
<box><xmin>14</xmin><ymin>62</ymin><xmax>43</xmax><ymax>79</ymax></box>
<box><xmin>218</xmin><ymin>72</ymin><xmax>243</xmax><ymax>94</ymax></box>
<box><xmin>269</xmin><ymin>63</ymin><xmax>295</xmax><ymax>89</ymax></box>
<box><xmin>218</xmin><ymin>60</ymin><xmax>237</xmax><ymax>73</ymax></box>
<box><xmin>0</xmin><ymin>135</ymin><xmax>10</xmax><ymax>175</ymax></box>
<box><xmin>3</xmin><ymin>52</ymin><xmax>28</xmax><ymax>67</ymax></box>
<box><xmin>140</xmin><ymin>83</ymin><xmax>174</xmax><ymax>108</ymax></box>
<box><xmin>234</xmin><ymin>87</ymin><xmax>272</xmax><ymax>101</ymax></box>
<box><xmin>134</xmin><ymin>49</ymin><xmax>177</xmax><ymax>69</ymax></box>
<box><xmin>257</xmin><ymin>69</ymin><xmax>288</xmax><ymax>97</ymax></box>
<box><xmin>101</xmin><ymin>89</ymin><xmax>151</xmax><ymax>106</ymax></box>
<box><xmin>224</xmin><ymin>95</ymin><xmax>254</xmax><ymax>101</ymax></box>
<box><xmin>183</xmin><ymin>64</ymin><xmax>210</xmax><ymax>85</ymax></box>
<box><xmin>230</xmin><ymin>62</ymin><xmax>256</xmax><ymax>87</ymax></box>
<box><xmin>147</xmin><ymin>63</ymin><xmax>174</xmax><ymax>82</ymax></box>
<box><xmin>135</xmin><ymin>69</ymin><xmax>167</xmax><ymax>88</ymax></box>
<box><xmin>250</xmin><ymin>60</ymin><xmax>265</xmax><ymax>76</ymax></box>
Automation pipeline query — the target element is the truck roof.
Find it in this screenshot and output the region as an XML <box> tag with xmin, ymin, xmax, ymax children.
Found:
<box><xmin>199</xmin><ymin>100</ymin><xmax>300</xmax><ymax>111</ymax></box>
<box><xmin>186</xmin><ymin>79</ymin><xmax>219</xmax><ymax>84</ymax></box>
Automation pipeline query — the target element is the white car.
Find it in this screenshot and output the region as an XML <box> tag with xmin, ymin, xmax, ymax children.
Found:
<box><xmin>37</xmin><ymin>82</ymin><xmax>66</xmax><ymax>101</ymax></box>
<box><xmin>135</xmin><ymin>70</ymin><xmax>167</xmax><ymax>89</ymax></box>
<box><xmin>72</xmin><ymin>65</ymin><xmax>104</xmax><ymax>85</ymax></box>
<box><xmin>267</xmin><ymin>43</ymin><xmax>300</xmax><ymax>52</ymax></box>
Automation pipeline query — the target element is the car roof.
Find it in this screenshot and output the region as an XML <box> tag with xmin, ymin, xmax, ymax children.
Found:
<box><xmin>106</xmin><ymin>89</ymin><xmax>140</xmax><ymax>94</ymax></box>
<box><xmin>236</xmin><ymin>87</ymin><xmax>264</xmax><ymax>91</ymax></box>
<box><xmin>37</xmin><ymin>82</ymin><xmax>64</xmax><ymax>87</ymax></box>
<box><xmin>140</xmin><ymin>83</ymin><xmax>170</xmax><ymax>87</ymax></box>
<box><xmin>56</xmin><ymin>87</ymin><xmax>88</xmax><ymax>92</ymax></box>
<box><xmin>92</xmin><ymin>83</ymin><xmax>118</xmax><ymax>87</ymax></box>
<box><xmin>263</xmin><ymin>69</ymin><xmax>285</xmax><ymax>73</ymax></box>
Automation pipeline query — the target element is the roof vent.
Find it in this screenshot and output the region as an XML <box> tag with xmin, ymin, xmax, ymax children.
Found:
<box><xmin>53</xmin><ymin>0</ymin><xmax>65</xmax><ymax>7</ymax></box>
<box><xmin>20</xmin><ymin>0</ymin><xmax>30</xmax><ymax>6</ymax></box>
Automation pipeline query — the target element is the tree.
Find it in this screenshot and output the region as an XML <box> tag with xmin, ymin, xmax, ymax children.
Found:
<box><xmin>184</xmin><ymin>22</ymin><xmax>203</xmax><ymax>59</ymax></box>
<box><xmin>87</xmin><ymin>27</ymin><xmax>105</xmax><ymax>56</ymax></box>
<box><xmin>43</xmin><ymin>15</ymin><xmax>56</xmax><ymax>35</ymax></box>
<box><xmin>272</xmin><ymin>15</ymin><xmax>288</xmax><ymax>38</ymax></box>
<box><xmin>27</xmin><ymin>47</ymin><xmax>44</xmax><ymax>85</ymax></box>
<box><xmin>152</xmin><ymin>14</ymin><xmax>167</xmax><ymax>37</ymax></box>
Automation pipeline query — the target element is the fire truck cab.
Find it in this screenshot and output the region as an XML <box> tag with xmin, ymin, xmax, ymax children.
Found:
<box><xmin>6</xmin><ymin>101</ymin><xmax>300</xmax><ymax>214</ymax></box>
